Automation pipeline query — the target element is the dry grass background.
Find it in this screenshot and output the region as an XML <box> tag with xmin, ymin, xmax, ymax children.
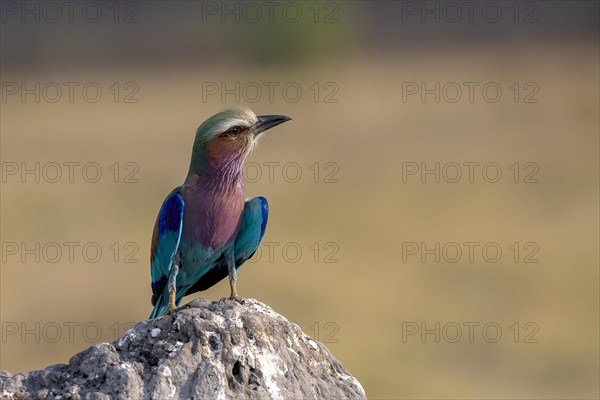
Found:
<box><xmin>0</xmin><ymin>3</ymin><xmax>598</xmax><ymax>398</ymax></box>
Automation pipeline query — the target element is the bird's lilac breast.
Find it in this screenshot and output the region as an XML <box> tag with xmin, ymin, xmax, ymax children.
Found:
<box><xmin>181</xmin><ymin>185</ymin><xmax>245</xmax><ymax>252</ymax></box>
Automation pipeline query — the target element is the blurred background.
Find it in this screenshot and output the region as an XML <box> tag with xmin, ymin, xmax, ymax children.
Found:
<box><xmin>1</xmin><ymin>1</ymin><xmax>598</xmax><ymax>398</ymax></box>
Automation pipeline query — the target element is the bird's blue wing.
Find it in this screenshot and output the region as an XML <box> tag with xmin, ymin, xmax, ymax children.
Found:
<box><xmin>185</xmin><ymin>196</ymin><xmax>268</xmax><ymax>293</ymax></box>
<box><xmin>150</xmin><ymin>189</ymin><xmax>184</xmax><ymax>307</ymax></box>
<box><xmin>233</xmin><ymin>196</ymin><xmax>269</xmax><ymax>263</ymax></box>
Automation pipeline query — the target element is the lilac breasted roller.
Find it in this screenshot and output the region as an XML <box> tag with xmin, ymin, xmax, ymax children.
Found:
<box><xmin>149</xmin><ymin>107</ymin><xmax>291</xmax><ymax>318</ymax></box>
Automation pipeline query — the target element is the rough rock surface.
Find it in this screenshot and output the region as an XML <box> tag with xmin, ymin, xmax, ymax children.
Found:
<box><xmin>0</xmin><ymin>298</ymin><xmax>366</xmax><ymax>399</ymax></box>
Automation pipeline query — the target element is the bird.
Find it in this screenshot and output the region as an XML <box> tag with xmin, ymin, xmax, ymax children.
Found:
<box><xmin>149</xmin><ymin>107</ymin><xmax>291</xmax><ymax>319</ymax></box>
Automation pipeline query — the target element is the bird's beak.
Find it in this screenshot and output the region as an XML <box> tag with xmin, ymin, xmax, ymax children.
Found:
<box><xmin>250</xmin><ymin>115</ymin><xmax>291</xmax><ymax>136</ymax></box>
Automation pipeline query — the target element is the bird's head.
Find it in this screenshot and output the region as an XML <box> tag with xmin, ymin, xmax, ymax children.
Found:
<box><xmin>188</xmin><ymin>107</ymin><xmax>291</xmax><ymax>176</ymax></box>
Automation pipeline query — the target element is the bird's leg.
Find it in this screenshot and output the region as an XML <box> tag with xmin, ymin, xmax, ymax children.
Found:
<box><xmin>226</xmin><ymin>253</ymin><xmax>239</xmax><ymax>300</ymax></box>
<box><xmin>229</xmin><ymin>279</ymin><xmax>238</xmax><ymax>299</ymax></box>
<box><xmin>167</xmin><ymin>263</ymin><xmax>179</xmax><ymax>313</ymax></box>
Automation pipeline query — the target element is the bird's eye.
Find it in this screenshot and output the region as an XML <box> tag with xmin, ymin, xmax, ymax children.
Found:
<box><xmin>222</xmin><ymin>126</ymin><xmax>240</xmax><ymax>137</ymax></box>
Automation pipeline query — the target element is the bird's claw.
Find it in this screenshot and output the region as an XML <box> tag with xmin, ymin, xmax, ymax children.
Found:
<box><xmin>168</xmin><ymin>305</ymin><xmax>180</xmax><ymax>315</ymax></box>
<box><xmin>168</xmin><ymin>303</ymin><xmax>190</xmax><ymax>315</ymax></box>
<box><xmin>218</xmin><ymin>295</ymin><xmax>244</xmax><ymax>304</ymax></box>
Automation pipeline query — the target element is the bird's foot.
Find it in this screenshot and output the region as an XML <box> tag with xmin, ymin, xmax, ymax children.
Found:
<box><xmin>218</xmin><ymin>294</ymin><xmax>244</xmax><ymax>304</ymax></box>
<box><xmin>229</xmin><ymin>295</ymin><xmax>245</xmax><ymax>304</ymax></box>
<box><xmin>168</xmin><ymin>304</ymin><xmax>187</xmax><ymax>315</ymax></box>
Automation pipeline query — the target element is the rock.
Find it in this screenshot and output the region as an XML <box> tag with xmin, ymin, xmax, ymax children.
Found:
<box><xmin>0</xmin><ymin>299</ymin><xmax>366</xmax><ymax>399</ymax></box>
